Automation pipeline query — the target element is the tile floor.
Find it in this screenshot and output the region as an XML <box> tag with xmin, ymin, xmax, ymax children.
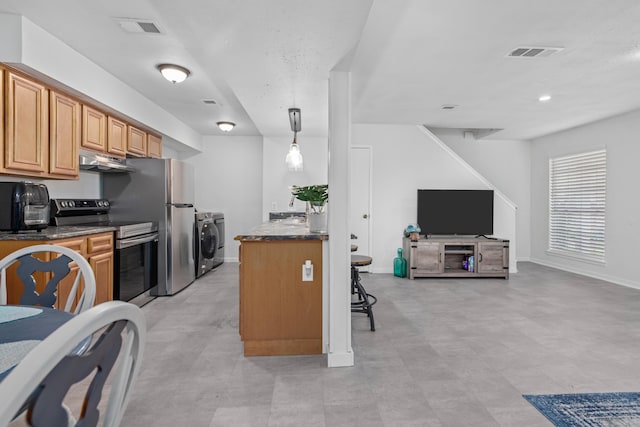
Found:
<box><xmin>120</xmin><ymin>262</ymin><xmax>640</xmax><ymax>426</ymax></box>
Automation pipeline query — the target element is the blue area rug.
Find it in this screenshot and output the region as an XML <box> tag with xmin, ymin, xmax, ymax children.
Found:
<box><xmin>524</xmin><ymin>392</ymin><xmax>640</xmax><ymax>426</ymax></box>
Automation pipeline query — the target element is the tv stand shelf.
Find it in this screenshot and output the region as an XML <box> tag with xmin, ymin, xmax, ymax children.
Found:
<box><xmin>402</xmin><ymin>236</ymin><xmax>509</xmax><ymax>279</ymax></box>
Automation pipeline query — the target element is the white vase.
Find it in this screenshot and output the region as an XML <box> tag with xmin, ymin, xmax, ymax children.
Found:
<box><xmin>308</xmin><ymin>211</ymin><xmax>327</xmax><ymax>233</ymax></box>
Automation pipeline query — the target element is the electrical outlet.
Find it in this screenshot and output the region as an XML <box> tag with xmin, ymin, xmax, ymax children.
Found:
<box><xmin>302</xmin><ymin>260</ymin><xmax>313</xmax><ymax>281</ymax></box>
<box><xmin>271</xmin><ymin>202</ymin><xmax>277</xmax><ymax>210</ymax></box>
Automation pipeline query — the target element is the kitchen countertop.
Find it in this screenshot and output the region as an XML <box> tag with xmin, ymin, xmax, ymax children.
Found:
<box><xmin>235</xmin><ymin>220</ymin><xmax>328</xmax><ymax>241</ymax></box>
<box><xmin>0</xmin><ymin>225</ymin><xmax>116</xmax><ymax>241</ymax></box>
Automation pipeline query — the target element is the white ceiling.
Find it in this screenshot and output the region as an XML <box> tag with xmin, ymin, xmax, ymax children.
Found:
<box><xmin>3</xmin><ymin>0</ymin><xmax>640</xmax><ymax>141</ymax></box>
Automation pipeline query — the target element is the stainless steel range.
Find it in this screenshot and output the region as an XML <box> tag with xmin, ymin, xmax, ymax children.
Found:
<box><xmin>50</xmin><ymin>198</ymin><xmax>159</xmax><ymax>306</ymax></box>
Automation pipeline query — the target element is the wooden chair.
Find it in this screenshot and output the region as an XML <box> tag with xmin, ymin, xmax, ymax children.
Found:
<box><xmin>0</xmin><ymin>301</ymin><xmax>146</xmax><ymax>427</ymax></box>
<box><xmin>0</xmin><ymin>244</ymin><xmax>96</xmax><ymax>314</ymax></box>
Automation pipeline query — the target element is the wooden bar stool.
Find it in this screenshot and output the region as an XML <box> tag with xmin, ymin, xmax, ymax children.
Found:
<box><xmin>350</xmin><ymin>255</ymin><xmax>377</xmax><ymax>331</ymax></box>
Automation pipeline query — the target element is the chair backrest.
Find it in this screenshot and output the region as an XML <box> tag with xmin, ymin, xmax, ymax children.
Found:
<box><xmin>0</xmin><ymin>244</ymin><xmax>96</xmax><ymax>314</ymax></box>
<box><xmin>0</xmin><ymin>301</ymin><xmax>146</xmax><ymax>427</ymax></box>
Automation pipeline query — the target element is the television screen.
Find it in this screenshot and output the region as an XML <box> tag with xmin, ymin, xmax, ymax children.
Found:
<box><xmin>417</xmin><ymin>189</ymin><xmax>494</xmax><ymax>236</ymax></box>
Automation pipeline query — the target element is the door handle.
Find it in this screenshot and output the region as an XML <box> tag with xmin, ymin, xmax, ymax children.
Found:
<box><xmin>363</xmin><ymin>214</ymin><xmax>368</xmax><ymax>219</ymax></box>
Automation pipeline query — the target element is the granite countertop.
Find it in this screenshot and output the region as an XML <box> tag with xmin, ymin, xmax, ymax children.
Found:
<box><xmin>235</xmin><ymin>220</ymin><xmax>328</xmax><ymax>241</ymax></box>
<box><xmin>0</xmin><ymin>225</ymin><xmax>116</xmax><ymax>241</ymax></box>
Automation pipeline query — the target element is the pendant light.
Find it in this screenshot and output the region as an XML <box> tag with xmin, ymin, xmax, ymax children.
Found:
<box><xmin>286</xmin><ymin>108</ymin><xmax>303</xmax><ymax>171</ymax></box>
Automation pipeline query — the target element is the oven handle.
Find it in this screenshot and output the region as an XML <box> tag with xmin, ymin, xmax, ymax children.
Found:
<box><xmin>116</xmin><ymin>233</ymin><xmax>159</xmax><ymax>250</ymax></box>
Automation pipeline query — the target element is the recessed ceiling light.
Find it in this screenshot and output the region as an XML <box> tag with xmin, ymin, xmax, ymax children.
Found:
<box><xmin>217</xmin><ymin>121</ymin><xmax>235</xmax><ymax>132</ymax></box>
<box><xmin>539</xmin><ymin>94</ymin><xmax>552</xmax><ymax>102</ymax></box>
<box><xmin>157</xmin><ymin>64</ymin><xmax>190</xmax><ymax>83</ymax></box>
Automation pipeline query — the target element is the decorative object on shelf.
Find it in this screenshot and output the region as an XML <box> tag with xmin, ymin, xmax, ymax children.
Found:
<box><xmin>404</xmin><ymin>224</ymin><xmax>421</xmax><ymax>241</ymax></box>
<box><xmin>285</xmin><ymin>108</ymin><xmax>303</xmax><ymax>171</ymax></box>
<box><xmin>393</xmin><ymin>247</ymin><xmax>407</xmax><ymax>278</ymax></box>
<box><xmin>290</xmin><ymin>185</ymin><xmax>328</xmax><ymax>232</ymax></box>
<box><xmin>216</xmin><ymin>121</ymin><xmax>235</xmax><ymax>132</ymax></box>
<box><xmin>157</xmin><ymin>64</ymin><xmax>190</xmax><ymax>83</ymax></box>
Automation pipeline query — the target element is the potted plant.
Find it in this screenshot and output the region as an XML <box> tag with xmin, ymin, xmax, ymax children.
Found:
<box><xmin>290</xmin><ymin>184</ymin><xmax>328</xmax><ymax>232</ymax></box>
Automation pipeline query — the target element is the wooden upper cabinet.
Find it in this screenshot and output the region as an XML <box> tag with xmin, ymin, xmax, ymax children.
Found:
<box><xmin>107</xmin><ymin>116</ymin><xmax>127</xmax><ymax>157</ymax></box>
<box><xmin>147</xmin><ymin>133</ymin><xmax>162</xmax><ymax>158</ymax></box>
<box><xmin>49</xmin><ymin>91</ymin><xmax>80</xmax><ymax>177</ymax></box>
<box><xmin>127</xmin><ymin>125</ymin><xmax>147</xmax><ymax>156</ymax></box>
<box><xmin>82</xmin><ymin>105</ymin><xmax>107</xmax><ymax>152</ymax></box>
<box><xmin>3</xmin><ymin>71</ymin><xmax>49</xmax><ymax>175</ymax></box>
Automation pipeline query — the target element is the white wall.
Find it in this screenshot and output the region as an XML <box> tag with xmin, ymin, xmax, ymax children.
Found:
<box><xmin>433</xmin><ymin>129</ymin><xmax>531</xmax><ymax>261</ymax></box>
<box><xmin>184</xmin><ymin>135</ymin><xmax>263</xmax><ymax>261</ymax></box>
<box><xmin>352</xmin><ymin>124</ymin><xmax>517</xmax><ymax>274</ymax></box>
<box><xmin>530</xmin><ymin>109</ymin><xmax>640</xmax><ymax>289</ymax></box>
<box><xmin>261</xmin><ymin>136</ymin><xmax>328</xmax><ymax>219</ymax></box>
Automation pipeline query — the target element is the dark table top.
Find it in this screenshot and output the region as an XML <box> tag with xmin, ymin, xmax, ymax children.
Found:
<box><xmin>0</xmin><ymin>305</ymin><xmax>74</xmax><ymax>381</ymax></box>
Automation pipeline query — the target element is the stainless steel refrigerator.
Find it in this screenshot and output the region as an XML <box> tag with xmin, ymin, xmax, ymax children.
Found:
<box><xmin>103</xmin><ymin>158</ymin><xmax>195</xmax><ymax>295</ymax></box>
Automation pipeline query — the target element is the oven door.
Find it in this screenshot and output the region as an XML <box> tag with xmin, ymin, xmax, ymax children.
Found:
<box><xmin>114</xmin><ymin>232</ymin><xmax>159</xmax><ymax>303</ymax></box>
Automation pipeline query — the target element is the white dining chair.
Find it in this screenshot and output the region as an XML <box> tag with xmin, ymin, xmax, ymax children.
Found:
<box><xmin>0</xmin><ymin>244</ymin><xmax>96</xmax><ymax>314</ymax></box>
<box><xmin>0</xmin><ymin>300</ymin><xmax>146</xmax><ymax>427</ymax></box>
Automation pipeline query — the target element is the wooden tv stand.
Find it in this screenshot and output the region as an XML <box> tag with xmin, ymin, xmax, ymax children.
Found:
<box><xmin>402</xmin><ymin>236</ymin><xmax>509</xmax><ymax>279</ymax></box>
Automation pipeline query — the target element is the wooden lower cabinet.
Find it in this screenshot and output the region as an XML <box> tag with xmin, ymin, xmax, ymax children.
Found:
<box><xmin>238</xmin><ymin>239</ymin><xmax>322</xmax><ymax>356</ymax></box>
<box><xmin>0</xmin><ymin>232</ymin><xmax>114</xmax><ymax>309</ymax></box>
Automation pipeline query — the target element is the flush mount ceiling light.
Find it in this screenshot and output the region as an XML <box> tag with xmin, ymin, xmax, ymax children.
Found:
<box><xmin>157</xmin><ymin>64</ymin><xmax>190</xmax><ymax>83</ymax></box>
<box><xmin>217</xmin><ymin>121</ymin><xmax>235</xmax><ymax>132</ymax></box>
<box><xmin>539</xmin><ymin>94</ymin><xmax>552</xmax><ymax>102</ymax></box>
<box><xmin>285</xmin><ymin>108</ymin><xmax>303</xmax><ymax>171</ymax></box>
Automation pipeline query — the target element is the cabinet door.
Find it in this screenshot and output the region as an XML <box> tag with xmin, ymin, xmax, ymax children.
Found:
<box><xmin>82</xmin><ymin>105</ymin><xmax>107</xmax><ymax>152</ymax></box>
<box><xmin>411</xmin><ymin>241</ymin><xmax>442</xmax><ymax>273</ymax></box>
<box><xmin>90</xmin><ymin>251</ymin><xmax>113</xmax><ymax>305</ymax></box>
<box><xmin>52</xmin><ymin>238</ymin><xmax>86</xmax><ymax>311</ymax></box>
<box><xmin>147</xmin><ymin>133</ymin><xmax>162</xmax><ymax>158</ymax></box>
<box><xmin>127</xmin><ymin>125</ymin><xmax>147</xmax><ymax>156</ymax></box>
<box><xmin>49</xmin><ymin>91</ymin><xmax>80</xmax><ymax>177</ymax></box>
<box><xmin>107</xmin><ymin>116</ymin><xmax>127</xmax><ymax>157</ymax></box>
<box><xmin>4</xmin><ymin>71</ymin><xmax>49</xmax><ymax>174</ymax></box>
<box><xmin>477</xmin><ymin>242</ymin><xmax>506</xmax><ymax>273</ymax></box>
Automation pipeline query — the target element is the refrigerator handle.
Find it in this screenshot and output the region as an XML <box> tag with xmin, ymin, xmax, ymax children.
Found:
<box><xmin>173</xmin><ymin>203</ymin><xmax>194</xmax><ymax>208</ymax></box>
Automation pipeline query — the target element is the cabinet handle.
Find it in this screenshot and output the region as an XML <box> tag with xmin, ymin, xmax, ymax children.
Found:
<box><xmin>362</xmin><ymin>214</ymin><xmax>368</xmax><ymax>219</ymax></box>
<box><xmin>479</xmin><ymin>253</ymin><xmax>483</xmax><ymax>262</ymax></box>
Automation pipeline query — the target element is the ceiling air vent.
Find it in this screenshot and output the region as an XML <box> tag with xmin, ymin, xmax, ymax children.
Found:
<box><xmin>507</xmin><ymin>46</ymin><xmax>563</xmax><ymax>58</ymax></box>
<box><xmin>115</xmin><ymin>18</ymin><xmax>163</xmax><ymax>34</ymax></box>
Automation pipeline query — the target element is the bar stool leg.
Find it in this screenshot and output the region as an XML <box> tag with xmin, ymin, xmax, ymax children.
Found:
<box><xmin>350</xmin><ymin>265</ymin><xmax>377</xmax><ymax>331</ymax></box>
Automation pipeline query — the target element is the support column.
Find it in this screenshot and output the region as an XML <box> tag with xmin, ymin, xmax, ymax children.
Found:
<box><xmin>327</xmin><ymin>71</ymin><xmax>354</xmax><ymax>367</ymax></box>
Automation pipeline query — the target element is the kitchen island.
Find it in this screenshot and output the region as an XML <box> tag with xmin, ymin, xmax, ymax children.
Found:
<box><xmin>235</xmin><ymin>221</ymin><xmax>328</xmax><ymax>356</ymax></box>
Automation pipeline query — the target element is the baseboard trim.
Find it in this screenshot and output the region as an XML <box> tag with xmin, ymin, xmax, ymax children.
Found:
<box><xmin>529</xmin><ymin>258</ymin><xmax>640</xmax><ymax>290</ymax></box>
<box><xmin>328</xmin><ymin>350</ymin><xmax>354</xmax><ymax>367</ymax></box>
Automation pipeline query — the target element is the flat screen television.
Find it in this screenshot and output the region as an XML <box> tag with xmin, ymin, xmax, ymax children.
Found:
<box><xmin>417</xmin><ymin>189</ymin><xmax>494</xmax><ymax>236</ymax></box>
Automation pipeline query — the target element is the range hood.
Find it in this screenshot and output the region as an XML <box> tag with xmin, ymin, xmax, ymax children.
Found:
<box><xmin>79</xmin><ymin>149</ymin><xmax>135</xmax><ymax>173</ymax></box>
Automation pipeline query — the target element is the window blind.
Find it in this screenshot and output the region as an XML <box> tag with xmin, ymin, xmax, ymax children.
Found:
<box><xmin>548</xmin><ymin>149</ymin><xmax>606</xmax><ymax>262</ymax></box>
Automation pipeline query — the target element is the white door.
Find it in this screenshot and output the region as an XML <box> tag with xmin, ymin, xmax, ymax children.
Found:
<box><xmin>350</xmin><ymin>146</ymin><xmax>372</xmax><ymax>268</ymax></box>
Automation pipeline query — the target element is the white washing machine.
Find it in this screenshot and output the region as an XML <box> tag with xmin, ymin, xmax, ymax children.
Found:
<box><xmin>195</xmin><ymin>212</ymin><xmax>224</xmax><ymax>278</ymax></box>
